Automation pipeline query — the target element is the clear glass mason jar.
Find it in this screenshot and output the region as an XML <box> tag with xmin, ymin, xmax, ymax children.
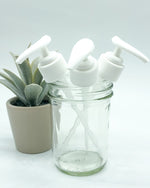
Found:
<box><xmin>49</xmin><ymin>77</ymin><xmax>113</xmax><ymax>176</ymax></box>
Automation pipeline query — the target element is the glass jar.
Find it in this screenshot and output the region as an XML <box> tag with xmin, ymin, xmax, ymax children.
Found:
<box><xmin>49</xmin><ymin>77</ymin><xmax>113</xmax><ymax>176</ymax></box>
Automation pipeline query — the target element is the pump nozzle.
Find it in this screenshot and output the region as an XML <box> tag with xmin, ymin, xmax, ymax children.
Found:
<box><xmin>112</xmin><ymin>36</ymin><xmax>149</xmax><ymax>62</ymax></box>
<box><xmin>68</xmin><ymin>38</ymin><xmax>98</xmax><ymax>87</ymax></box>
<box><xmin>98</xmin><ymin>36</ymin><xmax>149</xmax><ymax>82</ymax></box>
<box><xmin>16</xmin><ymin>35</ymin><xmax>51</xmax><ymax>64</ymax></box>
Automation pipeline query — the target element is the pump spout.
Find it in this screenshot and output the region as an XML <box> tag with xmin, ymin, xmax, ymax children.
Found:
<box><xmin>112</xmin><ymin>36</ymin><xmax>149</xmax><ymax>63</ymax></box>
<box><xmin>16</xmin><ymin>35</ymin><xmax>51</xmax><ymax>64</ymax></box>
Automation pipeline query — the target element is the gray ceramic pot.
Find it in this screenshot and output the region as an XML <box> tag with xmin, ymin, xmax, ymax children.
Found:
<box><xmin>6</xmin><ymin>97</ymin><xmax>52</xmax><ymax>154</ymax></box>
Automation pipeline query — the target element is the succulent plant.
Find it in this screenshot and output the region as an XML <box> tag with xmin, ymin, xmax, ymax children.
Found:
<box><xmin>0</xmin><ymin>49</ymin><xmax>50</xmax><ymax>106</ymax></box>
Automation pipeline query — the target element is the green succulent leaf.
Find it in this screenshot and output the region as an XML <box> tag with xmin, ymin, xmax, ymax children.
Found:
<box><xmin>31</xmin><ymin>57</ymin><xmax>41</xmax><ymax>74</ymax></box>
<box><xmin>17</xmin><ymin>59</ymin><xmax>32</xmax><ymax>84</ymax></box>
<box><xmin>0</xmin><ymin>72</ymin><xmax>15</xmax><ymax>85</ymax></box>
<box><xmin>10</xmin><ymin>53</ymin><xmax>23</xmax><ymax>78</ymax></box>
<box><xmin>37</xmin><ymin>81</ymin><xmax>49</xmax><ymax>105</ymax></box>
<box><xmin>10</xmin><ymin>52</ymin><xmax>18</xmax><ymax>61</ymax></box>
<box><xmin>0</xmin><ymin>79</ymin><xmax>27</xmax><ymax>105</ymax></box>
<box><xmin>27</xmin><ymin>42</ymin><xmax>32</xmax><ymax>48</ymax></box>
<box><xmin>3</xmin><ymin>69</ymin><xmax>25</xmax><ymax>92</ymax></box>
<box><xmin>33</xmin><ymin>68</ymin><xmax>43</xmax><ymax>84</ymax></box>
<box><xmin>3</xmin><ymin>48</ymin><xmax>47</xmax><ymax>107</ymax></box>
<box><xmin>24</xmin><ymin>84</ymin><xmax>43</xmax><ymax>106</ymax></box>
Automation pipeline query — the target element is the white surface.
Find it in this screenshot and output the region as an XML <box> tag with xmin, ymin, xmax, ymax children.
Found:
<box><xmin>0</xmin><ymin>74</ymin><xmax>150</xmax><ymax>188</ymax></box>
<box><xmin>0</xmin><ymin>0</ymin><xmax>150</xmax><ymax>187</ymax></box>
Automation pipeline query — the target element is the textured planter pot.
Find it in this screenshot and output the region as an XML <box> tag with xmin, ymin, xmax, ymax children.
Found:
<box><xmin>6</xmin><ymin>97</ymin><xmax>52</xmax><ymax>154</ymax></box>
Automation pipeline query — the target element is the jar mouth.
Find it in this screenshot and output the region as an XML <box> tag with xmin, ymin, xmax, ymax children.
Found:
<box><xmin>50</xmin><ymin>79</ymin><xmax>113</xmax><ymax>91</ymax></box>
<box><xmin>49</xmin><ymin>78</ymin><xmax>113</xmax><ymax>101</ymax></box>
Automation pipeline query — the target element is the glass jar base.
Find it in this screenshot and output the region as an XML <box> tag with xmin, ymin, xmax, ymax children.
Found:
<box><xmin>56</xmin><ymin>150</ymin><xmax>106</xmax><ymax>176</ymax></box>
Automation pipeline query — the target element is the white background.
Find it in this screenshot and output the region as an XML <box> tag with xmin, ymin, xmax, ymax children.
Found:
<box><xmin>0</xmin><ymin>0</ymin><xmax>150</xmax><ymax>187</ymax></box>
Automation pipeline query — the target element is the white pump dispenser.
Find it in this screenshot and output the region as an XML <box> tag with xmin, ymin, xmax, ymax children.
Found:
<box><xmin>16</xmin><ymin>35</ymin><xmax>67</xmax><ymax>83</ymax></box>
<box><xmin>98</xmin><ymin>36</ymin><xmax>149</xmax><ymax>82</ymax></box>
<box><xmin>68</xmin><ymin>38</ymin><xmax>98</xmax><ymax>87</ymax></box>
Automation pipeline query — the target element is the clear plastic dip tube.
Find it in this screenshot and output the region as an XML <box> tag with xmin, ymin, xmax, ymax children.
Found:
<box><xmin>49</xmin><ymin>78</ymin><xmax>113</xmax><ymax>176</ymax></box>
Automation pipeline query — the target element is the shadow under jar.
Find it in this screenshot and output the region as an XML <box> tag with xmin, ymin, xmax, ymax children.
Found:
<box><xmin>49</xmin><ymin>78</ymin><xmax>113</xmax><ymax>176</ymax></box>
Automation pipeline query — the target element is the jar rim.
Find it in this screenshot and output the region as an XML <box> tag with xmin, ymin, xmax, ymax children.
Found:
<box><xmin>50</xmin><ymin>79</ymin><xmax>113</xmax><ymax>93</ymax></box>
<box><xmin>49</xmin><ymin>79</ymin><xmax>113</xmax><ymax>102</ymax></box>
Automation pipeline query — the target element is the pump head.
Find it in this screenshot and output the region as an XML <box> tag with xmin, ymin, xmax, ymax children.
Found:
<box><xmin>98</xmin><ymin>36</ymin><xmax>149</xmax><ymax>82</ymax></box>
<box><xmin>68</xmin><ymin>38</ymin><xmax>98</xmax><ymax>87</ymax></box>
<box><xmin>16</xmin><ymin>35</ymin><xmax>67</xmax><ymax>83</ymax></box>
<box><xmin>68</xmin><ymin>38</ymin><xmax>95</xmax><ymax>69</ymax></box>
<box><xmin>16</xmin><ymin>35</ymin><xmax>52</xmax><ymax>64</ymax></box>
